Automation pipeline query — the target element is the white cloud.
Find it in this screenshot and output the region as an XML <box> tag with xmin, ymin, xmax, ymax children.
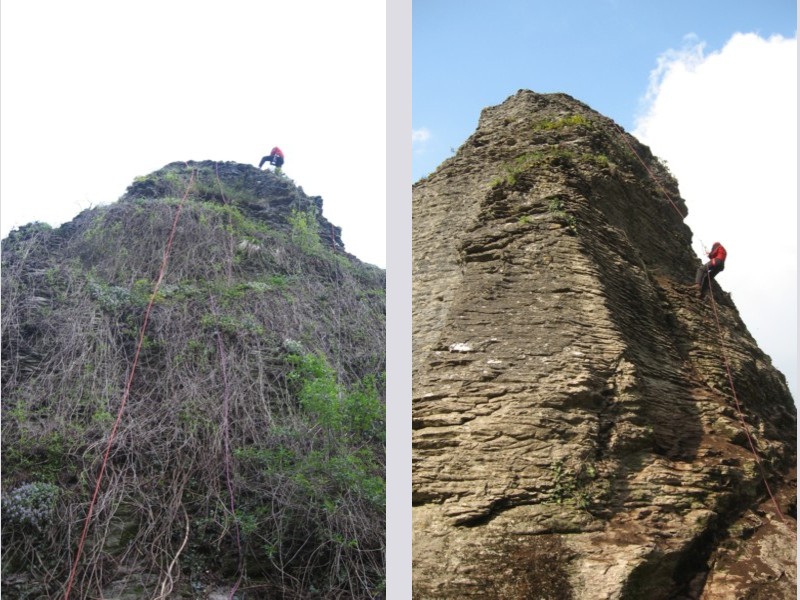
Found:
<box><xmin>634</xmin><ymin>32</ymin><xmax>797</xmax><ymax>399</ymax></box>
<box><xmin>412</xmin><ymin>127</ymin><xmax>431</xmax><ymax>143</ymax></box>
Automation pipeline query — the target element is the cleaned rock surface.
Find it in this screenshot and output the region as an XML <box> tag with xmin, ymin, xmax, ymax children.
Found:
<box><xmin>412</xmin><ymin>90</ymin><xmax>796</xmax><ymax>599</ymax></box>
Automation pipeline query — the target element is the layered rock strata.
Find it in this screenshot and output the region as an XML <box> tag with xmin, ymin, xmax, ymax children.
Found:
<box><xmin>412</xmin><ymin>90</ymin><xmax>796</xmax><ymax>599</ymax></box>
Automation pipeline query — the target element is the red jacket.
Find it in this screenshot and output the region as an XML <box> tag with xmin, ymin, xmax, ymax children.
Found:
<box><xmin>708</xmin><ymin>243</ymin><xmax>727</xmax><ymax>266</ymax></box>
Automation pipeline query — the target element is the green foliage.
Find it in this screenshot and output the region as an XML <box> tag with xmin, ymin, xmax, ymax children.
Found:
<box><xmin>288</xmin><ymin>352</ymin><xmax>384</xmax><ymax>441</ymax></box>
<box><xmin>535</xmin><ymin>114</ymin><xmax>592</xmax><ymax>130</ymax></box>
<box><xmin>550</xmin><ymin>460</ymin><xmax>574</xmax><ymax>505</ymax></box>
<box><xmin>546</xmin><ymin>196</ymin><xmax>578</xmax><ymax>233</ymax></box>
<box><xmin>2</xmin><ymin>431</ymin><xmax>71</xmax><ymax>485</ymax></box>
<box><xmin>240</xmin><ymin>445</ymin><xmax>385</xmax><ymax>509</ymax></box>
<box><xmin>87</xmin><ymin>278</ymin><xmax>134</xmax><ymax>312</ymax></box>
<box><xmin>191</xmin><ymin>176</ymin><xmax>257</xmax><ymax>206</ymax></box>
<box><xmin>215</xmin><ymin>276</ymin><xmax>293</xmax><ymax>301</ymax></box>
<box><xmin>267</xmin><ymin>274</ymin><xmax>289</xmax><ymax>288</ymax></box>
<box><xmin>507</xmin><ymin>153</ymin><xmax>543</xmax><ymax>186</ymax></box>
<box><xmin>127</xmin><ymin>170</ymin><xmax>191</xmax><ymax>199</ymax></box>
<box><xmin>490</xmin><ymin>146</ymin><xmax>608</xmax><ymax>191</ymax></box>
<box><xmin>547</xmin><ymin>197</ymin><xmax>564</xmax><ymax>213</ymax></box>
<box><xmin>288</xmin><ymin>209</ymin><xmax>323</xmax><ymax>255</ymax></box>
<box><xmin>250</xmin><ymin>349</ymin><xmax>386</xmax><ymax>512</ymax></box>
<box><xmin>7</xmin><ymin>401</ymin><xmax>28</xmax><ymax>423</ymax></box>
<box><xmin>132</xmin><ymin>278</ymin><xmax>158</xmax><ymax>303</ymax></box>
<box><xmin>226</xmin><ymin>351</ymin><xmax>385</xmax><ymax>595</ymax></box>
<box><xmin>495</xmin><ymin>149</ymin><xmax>578</xmax><ymax>187</ymax></box>
<box><xmin>586</xmin><ymin>152</ymin><xmax>610</xmax><ymax>166</ymax></box>
<box><xmin>5</xmin><ymin>222</ymin><xmax>53</xmax><ymax>241</ymax></box>
<box><xmin>1</xmin><ymin>160</ymin><xmax>387</xmax><ymax>598</ymax></box>
<box><xmin>91</xmin><ymin>408</ymin><xmax>114</xmax><ymax>426</ymax></box>
<box><xmin>657</xmin><ymin>156</ymin><xmax>674</xmax><ymax>178</ymax></box>
<box><xmin>161</xmin><ymin>171</ymin><xmax>186</xmax><ymax>190</ymax></box>
<box><xmin>196</xmin><ymin>200</ymin><xmax>271</xmax><ymax>239</ymax></box>
<box><xmin>289</xmin><ymin>351</ymin><xmax>341</xmax><ymax>427</ymax></box>
<box><xmin>548</xmin><ymin>460</ymin><xmax>604</xmax><ymax>511</ymax></box>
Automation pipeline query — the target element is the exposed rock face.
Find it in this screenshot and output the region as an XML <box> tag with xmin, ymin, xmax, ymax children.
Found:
<box><xmin>412</xmin><ymin>91</ymin><xmax>796</xmax><ymax>599</ymax></box>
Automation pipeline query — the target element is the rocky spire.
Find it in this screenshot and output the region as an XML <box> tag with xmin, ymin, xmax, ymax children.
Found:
<box><xmin>412</xmin><ymin>90</ymin><xmax>796</xmax><ymax>599</ymax></box>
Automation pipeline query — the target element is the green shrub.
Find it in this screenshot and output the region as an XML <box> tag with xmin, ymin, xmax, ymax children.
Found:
<box><xmin>288</xmin><ymin>352</ymin><xmax>384</xmax><ymax>440</ymax></box>
<box><xmin>288</xmin><ymin>209</ymin><xmax>323</xmax><ymax>255</ymax></box>
<box><xmin>546</xmin><ymin>197</ymin><xmax>577</xmax><ymax>233</ymax></box>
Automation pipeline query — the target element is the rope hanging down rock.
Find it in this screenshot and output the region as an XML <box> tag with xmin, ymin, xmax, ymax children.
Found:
<box><xmin>613</xmin><ymin>124</ymin><xmax>791</xmax><ymax>530</ymax></box>
<box><xmin>64</xmin><ymin>167</ymin><xmax>197</xmax><ymax>600</ymax></box>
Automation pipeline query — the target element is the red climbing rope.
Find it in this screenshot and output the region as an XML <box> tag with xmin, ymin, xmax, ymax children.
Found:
<box><xmin>613</xmin><ymin>124</ymin><xmax>791</xmax><ymax>528</ymax></box>
<box><xmin>707</xmin><ymin>286</ymin><xmax>789</xmax><ymax>527</ymax></box>
<box><xmin>613</xmin><ymin>124</ymin><xmax>687</xmax><ymax>222</ymax></box>
<box><xmin>64</xmin><ymin>167</ymin><xmax>197</xmax><ymax>599</ymax></box>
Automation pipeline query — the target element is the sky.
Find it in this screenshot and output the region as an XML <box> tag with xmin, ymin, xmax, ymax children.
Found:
<box><xmin>413</xmin><ymin>1</ymin><xmax>798</xmax><ymax>401</ymax></box>
<box><xmin>0</xmin><ymin>0</ymin><xmax>386</xmax><ymax>268</ymax></box>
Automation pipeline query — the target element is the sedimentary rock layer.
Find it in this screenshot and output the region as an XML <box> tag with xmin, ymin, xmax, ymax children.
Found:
<box><xmin>412</xmin><ymin>90</ymin><xmax>796</xmax><ymax>599</ymax></box>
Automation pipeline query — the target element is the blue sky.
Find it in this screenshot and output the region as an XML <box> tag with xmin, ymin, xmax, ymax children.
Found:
<box><xmin>413</xmin><ymin>0</ymin><xmax>795</xmax><ymax>180</ymax></box>
<box><xmin>413</xmin><ymin>1</ymin><xmax>798</xmax><ymax>399</ymax></box>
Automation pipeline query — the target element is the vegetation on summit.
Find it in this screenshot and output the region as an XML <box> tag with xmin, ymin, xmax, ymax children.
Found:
<box><xmin>1</xmin><ymin>162</ymin><xmax>386</xmax><ymax>599</ymax></box>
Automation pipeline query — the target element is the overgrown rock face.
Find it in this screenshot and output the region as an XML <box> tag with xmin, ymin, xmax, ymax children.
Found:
<box><xmin>1</xmin><ymin>161</ymin><xmax>386</xmax><ymax>599</ymax></box>
<box><xmin>412</xmin><ymin>91</ymin><xmax>796</xmax><ymax>599</ymax></box>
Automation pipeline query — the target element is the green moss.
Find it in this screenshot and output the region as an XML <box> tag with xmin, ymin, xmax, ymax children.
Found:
<box><xmin>2</xmin><ymin>431</ymin><xmax>72</xmax><ymax>485</ymax></box>
<box><xmin>581</xmin><ymin>152</ymin><xmax>610</xmax><ymax>166</ymax></box>
<box><xmin>547</xmin><ymin>459</ymin><xmax>604</xmax><ymax>509</ymax></box>
<box><xmin>495</xmin><ymin>148</ymin><xmax>579</xmax><ymax>187</ymax></box>
<box><xmin>534</xmin><ymin>114</ymin><xmax>592</xmax><ymax>130</ymax></box>
<box><xmin>546</xmin><ymin>196</ymin><xmax>578</xmax><ymax>233</ymax></box>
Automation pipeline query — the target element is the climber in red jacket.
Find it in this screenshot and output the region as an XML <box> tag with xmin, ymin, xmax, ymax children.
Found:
<box><xmin>695</xmin><ymin>241</ymin><xmax>727</xmax><ymax>299</ymax></box>
<box><xmin>258</xmin><ymin>147</ymin><xmax>284</xmax><ymax>169</ymax></box>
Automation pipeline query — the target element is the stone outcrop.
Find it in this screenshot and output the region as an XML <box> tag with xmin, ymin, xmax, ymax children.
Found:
<box><xmin>412</xmin><ymin>90</ymin><xmax>796</xmax><ymax>599</ymax></box>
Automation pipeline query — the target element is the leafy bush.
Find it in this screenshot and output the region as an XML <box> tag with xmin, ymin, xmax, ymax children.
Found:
<box><xmin>289</xmin><ymin>352</ymin><xmax>384</xmax><ymax>442</ymax></box>
<box><xmin>223</xmin><ymin>352</ymin><xmax>385</xmax><ymax>596</ymax></box>
<box><xmin>547</xmin><ymin>196</ymin><xmax>578</xmax><ymax>233</ymax></box>
<box><xmin>288</xmin><ymin>208</ymin><xmax>323</xmax><ymax>255</ymax></box>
